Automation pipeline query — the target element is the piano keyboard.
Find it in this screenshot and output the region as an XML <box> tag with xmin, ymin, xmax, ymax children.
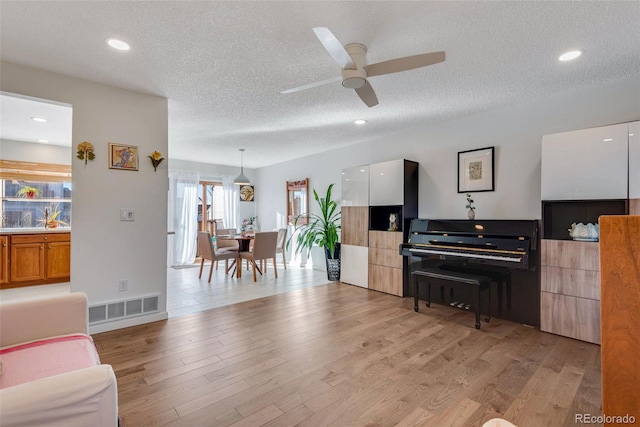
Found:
<box><xmin>408</xmin><ymin>247</ymin><xmax>523</xmax><ymax>263</ymax></box>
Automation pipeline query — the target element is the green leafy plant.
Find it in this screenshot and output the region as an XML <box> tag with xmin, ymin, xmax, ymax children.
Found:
<box><xmin>16</xmin><ymin>185</ymin><xmax>41</xmax><ymax>199</ymax></box>
<box><xmin>288</xmin><ymin>183</ymin><xmax>341</xmax><ymax>259</ymax></box>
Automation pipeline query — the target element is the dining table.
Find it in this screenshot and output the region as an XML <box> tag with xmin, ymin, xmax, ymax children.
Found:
<box><xmin>217</xmin><ymin>234</ymin><xmax>254</xmax><ymax>278</ymax></box>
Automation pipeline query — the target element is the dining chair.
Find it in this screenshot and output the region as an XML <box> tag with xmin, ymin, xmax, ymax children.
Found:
<box><xmin>197</xmin><ymin>231</ymin><xmax>237</xmax><ymax>282</ymax></box>
<box><xmin>214</xmin><ymin>228</ymin><xmax>239</xmax><ymax>269</ymax></box>
<box><xmin>275</xmin><ymin>228</ymin><xmax>288</xmax><ymax>269</ymax></box>
<box><xmin>239</xmin><ymin>231</ymin><xmax>278</xmax><ymax>282</ymax></box>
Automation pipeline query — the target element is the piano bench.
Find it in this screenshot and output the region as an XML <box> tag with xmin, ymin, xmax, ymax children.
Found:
<box><xmin>412</xmin><ymin>268</ymin><xmax>492</xmax><ymax>329</ymax></box>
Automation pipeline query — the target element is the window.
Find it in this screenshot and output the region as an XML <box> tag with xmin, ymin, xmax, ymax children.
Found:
<box><xmin>0</xmin><ymin>161</ymin><xmax>71</xmax><ymax>229</ymax></box>
<box><xmin>197</xmin><ymin>181</ymin><xmax>224</xmax><ymax>231</ymax></box>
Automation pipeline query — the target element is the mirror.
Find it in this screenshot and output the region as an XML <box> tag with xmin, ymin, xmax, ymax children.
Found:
<box><xmin>287</xmin><ymin>178</ymin><xmax>308</xmax><ymax>225</ymax></box>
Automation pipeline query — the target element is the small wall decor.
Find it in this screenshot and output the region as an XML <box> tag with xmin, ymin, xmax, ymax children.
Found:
<box><xmin>148</xmin><ymin>151</ymin><xmax>165</xmax><ymax>172</ymax></box>
<box><xmin>76</xmin><ymin>141</ymin><xmax>95</xmax><ymax>165</ymax></box>
<box><xmin>458</xmin><ymin>146</ymin><xmax>495</xmax><ymax>193</ymax></box>
<box><xmin>239</xmin><ymin>185</ymin><xmax>254</xmax><ymax>201</ymax></box>
<box><xmin>108</xmin><ymin>143</ymin><xmax>138</xmax><ymax>171</ymax></box>
<box><xmin>388</xmin><ymin>213</ymin><xmax>398</xmax><ymax>231</ymax></box>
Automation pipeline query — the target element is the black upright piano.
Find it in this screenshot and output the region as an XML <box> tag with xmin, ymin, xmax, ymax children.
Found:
<box><xmin>400</xmin><ymin>219</ymin><xmax>540</xmax><ymax>326</ymax></box>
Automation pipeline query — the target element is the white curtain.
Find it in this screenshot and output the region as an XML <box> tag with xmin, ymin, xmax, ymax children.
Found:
<box><xmin>222</xmin><ymin>175</ymin><xmax>238</xmax><ymax>231</ymax></box>
<box><xmin>168</xmin><ymin>171</ymin><xmax>199</xmax><ymax>266</ymax></box>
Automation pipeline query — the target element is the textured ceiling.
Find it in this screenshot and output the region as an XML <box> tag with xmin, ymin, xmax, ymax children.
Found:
<box><xmin>1</xmin><ymin>1</ymin><xmax>639</xmax><ymax>169</ymax></box>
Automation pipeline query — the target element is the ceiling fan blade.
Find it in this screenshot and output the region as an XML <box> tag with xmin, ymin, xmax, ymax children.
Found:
<box><xmin>281</xmin><ymin>76</ymin><xmax>342</xmax><ymax>94</ymax></box>
<box><xmin>355</xmin><ymin>81</ymin><xmax>379</xmax><ymax>107</ymax></box>
<box><xmin>364</xmin><ymin>51</ymin><xmax>445</xmax><ymax>77</ymax></box>
<box><xmin>313</xmin><ymin>27</ymin><xmax>356</xmax><ymax>70</ymax></box>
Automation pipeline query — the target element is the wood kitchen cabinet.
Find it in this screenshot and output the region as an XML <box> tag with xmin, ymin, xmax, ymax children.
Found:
<box><xmin>5</xmin><ymin>232</ymin><xmax>70</xmax><ymax>288</ymax></box>
<box><xmin>0</xmin><ymin>236</ymin><xmax>8</xmax><ymax>285</ymax></box>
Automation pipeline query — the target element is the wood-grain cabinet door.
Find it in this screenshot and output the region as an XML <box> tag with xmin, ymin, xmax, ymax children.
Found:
<box><xmin>0</xmin><ymin>236</ymin><xmax>8</xmax><ymax>285</ymax></box>
<box><xmin>11</xmin><ymin>242</ymin><xmax>45</xmax><ymax>282</ymax></box>
<box><xmin>47</xmin><ymin>241</ymin><xmax>71</xmax><ymax>279</ymax></box>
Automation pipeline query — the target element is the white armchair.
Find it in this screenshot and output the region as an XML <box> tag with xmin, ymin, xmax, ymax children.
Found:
<box><xmin>0</xmin><ymin>293</ymin><xmax>118</xmax><ymax>427</ymax></box>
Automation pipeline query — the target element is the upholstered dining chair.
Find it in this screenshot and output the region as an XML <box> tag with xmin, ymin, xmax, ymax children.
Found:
<box><xmin>197</xmin><ymin>231</ymin><xmax>237</xmax><ymax>282</ymax></box>
<box><xmin>214</xmin><ymin>228</ymin><xmax>239</xmax><ymax>269</ymax></box>
<box><xmin>239</xmin><ymin>231</ymin><xmax>278</xmax><ymax>282</ymax></box>
<box><xmin>275</xmin><ymin>228</ymin><xmax>288</xmax><ymax>269</ymax></box>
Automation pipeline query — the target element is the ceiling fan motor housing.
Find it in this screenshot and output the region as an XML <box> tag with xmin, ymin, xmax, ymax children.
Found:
<box><xmin>342</xmin><ymin>43</ymin><xmax>368</xmax><ymax>89</ymax></box>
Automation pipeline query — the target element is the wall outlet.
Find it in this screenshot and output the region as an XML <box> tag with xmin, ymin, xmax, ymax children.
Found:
<box><xmin>118</xmin><ymin>279</ymin><xmax>128</xmax><ymax>292</ymax></box>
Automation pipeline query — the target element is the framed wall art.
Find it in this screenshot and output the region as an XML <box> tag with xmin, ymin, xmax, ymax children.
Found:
<box><xmin>109</xmin><ymin>143</ymin><xmax>139</xmax><ymax>171</ymax></box>
<box><xmin>458</xmin><ymin>146</ymin><xmax>495</xmax><ymax>193</ymax></box>
<box><xmin>239</xmin><ymin>185</ymin><xmax>254</xmax><ymax>201</ymax></box>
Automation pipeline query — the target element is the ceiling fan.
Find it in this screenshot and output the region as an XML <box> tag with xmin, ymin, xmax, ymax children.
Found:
<box><xmin>282</xmin><ymin>27</ymin><xmax>446</xmax><ymax>107</ymax></box>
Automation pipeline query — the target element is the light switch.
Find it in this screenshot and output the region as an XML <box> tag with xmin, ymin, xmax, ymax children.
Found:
<box><xmin>120</xmin><ymin>209</ymin><xmax>135</xmax><ymax>221</ymax></box>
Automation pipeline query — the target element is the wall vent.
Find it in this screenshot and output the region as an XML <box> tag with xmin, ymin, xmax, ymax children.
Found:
<box><xmin>89</xmin><ymin>294</ymin><xmax>160</xmax><ymax>325</ymax></box>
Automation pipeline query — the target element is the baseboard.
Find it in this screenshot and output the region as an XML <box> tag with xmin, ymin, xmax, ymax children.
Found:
<box><xmin>89</xmin><ymin>311</ymin><xmax>168</xmax><ymax>334</ymax></box>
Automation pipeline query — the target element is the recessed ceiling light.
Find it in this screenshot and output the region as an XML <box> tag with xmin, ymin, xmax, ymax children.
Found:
<box><xmin>354</xmin><ymin>119</ymin><xmax>367</xmax><ymax>125</ymax></box>
<box><xmin>360</xmin><ymin>169</ymin><xmax>365</xmax><ymax>172</ymax></box>
<box><xmin>630</xmin><ymin>133</ymin><xmax>635</xmax><ymax>137</ymax></box>
<box><xmin>37</xmin><ymin>139</ymin><xmax>49</xmax><ymax>143</ymax></box>
<box><xmin>31</xmin><ymin>117</ymin><xmax>47</xmax><ymax>122</ymax></box>
<box><xmin>107</xmin><ymin>38</ymin><xmax>130</xmax><ymax>51</ymax></box>
<box><xmin>603</xmin><ymin>138</ymin><xmax>613</xmax><ymax>142</ymax></box>
<box><xmin>559</xmin><ymin>50</ymin><xmax>582</xmax><ymax>62</ymax></box>
<box><xmin>380</xmin><ymin>173</ymin><xmax>384</xmax><ymax>176</ymax></box>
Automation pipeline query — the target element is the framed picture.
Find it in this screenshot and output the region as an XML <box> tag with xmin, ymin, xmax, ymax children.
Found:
<box><xmin>458</xmin><ymin>146</ymin><xmax>495</xmax><ymax>193</ymax></box>
<box><xmin>109</xmin><ymin>143</ymin><xmax>139</xmax><ymax>171</ymax></box>
<box><xmin>239</xmin><ymin>185</ymin><xmax>254</xmax><ymax>201</ymax></box>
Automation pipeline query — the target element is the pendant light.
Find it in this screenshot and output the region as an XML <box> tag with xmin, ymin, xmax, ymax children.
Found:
<box><xmin>233</xmin><ymin>148</ymin><xmax>250</xmax><ymax>185</ymax></box>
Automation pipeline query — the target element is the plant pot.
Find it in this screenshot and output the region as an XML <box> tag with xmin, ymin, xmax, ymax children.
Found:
<box><xmin>468</xmin><ymin>209</ymin><xmax>476</xmax><ymax>220</ymax></box>
<box><xmin>324</xmin><ymin>242</ymin><xmax>341</xmax><ymax>281</ymax></box>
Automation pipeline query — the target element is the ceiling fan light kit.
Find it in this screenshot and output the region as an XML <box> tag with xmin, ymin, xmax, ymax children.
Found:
<box><xmin>282</xmin><ymin>27</ymin><xmax>446</xmax><ymax>108</ymax></box>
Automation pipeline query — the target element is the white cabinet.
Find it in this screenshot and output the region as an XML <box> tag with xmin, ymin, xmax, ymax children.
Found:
<box><xmin>369</xmin><ymin>160</ymin><xmax>405</xmax><ymax>206</ymax></box>
<box><xmin>629</xmin><ymin>121</ymin><xmax>640</xmax><ymax>199</ymax></box>
<box><xmin>340</xmin><ymin>244</ymin><xmax>368</xmax><ymax>288</ymax></box>
<box><xmin>541</xmin><ymin>123</ymin><xmax>629</xmax><ymax>200</ymax></box>
<box><xmin>341</xmin><ymin>165</ymin><xmax>369</xmax><ymax>207</ymax></box>
<box><xmin>341</xmin><ymin>165</ymin><xmax>369</xmax><ymax>288</ymax></box>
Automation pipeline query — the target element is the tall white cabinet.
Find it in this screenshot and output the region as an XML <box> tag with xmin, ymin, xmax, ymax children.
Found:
<box><xmin>341</xmin><ymin>159</ymin><xmax>418</xmax><ymax>296</ymax></box>
<box><xmin>540</xmin><ymin>121</ymin><xmax>636</xmax><ymax>344</ymax></box>
<box><xmin>340</xmin><ymin>165</ymin><xmax>369</xmax><ymax>288</ymax></box>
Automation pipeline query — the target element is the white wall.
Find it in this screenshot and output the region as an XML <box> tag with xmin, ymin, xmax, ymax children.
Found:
<box><xmin>0</xmin><ymin>139</ymin><xmax>72</xmax><ymax>165</ymax></box>
<box><xmin>1</xmin><ymin>61</ymin><xmax>169</xmax><ymax>332</ymax></box>
<box><xmin>169</xmin><ymin>159</ymin><xmax>256</xmax><ymax>231</ymax></box>
<box><xmin>257</xmin><ymin>76</ymin><xmax>640</xmax><ymax>231</ymax></box>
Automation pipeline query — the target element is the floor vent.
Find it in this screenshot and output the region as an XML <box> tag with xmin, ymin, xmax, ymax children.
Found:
<box><xmin>89</xmin><ymin>294</ymin><xmax>160</xmax><ymax>325</ymax></box>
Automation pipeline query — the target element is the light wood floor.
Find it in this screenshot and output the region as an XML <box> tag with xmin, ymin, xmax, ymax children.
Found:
<box><xmin>94</xmin><ymin>282</ymin><xmax>603</xmax><ymax>427</ymax></box>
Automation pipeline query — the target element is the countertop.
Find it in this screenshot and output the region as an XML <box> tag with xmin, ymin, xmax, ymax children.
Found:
<box><xmin>0</xmin><ymin>228</ymin><xmax>71</xmax><ymax>235</ymax></box>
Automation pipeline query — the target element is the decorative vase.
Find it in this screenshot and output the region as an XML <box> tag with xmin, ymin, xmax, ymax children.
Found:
<box><xmin>468</xmin><ymin>209</ymin><xmax>475</xmax><ymax>220</ymax></box>
<box><xmin>324</xmin><ymin>243</ymin><xmax>341</xmax><ymax>281</ymax></box>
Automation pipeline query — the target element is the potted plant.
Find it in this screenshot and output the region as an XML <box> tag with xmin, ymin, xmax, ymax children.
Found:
<box><xmin>37</xmin><ymin>204</ymin><xmax>68</xmax><ymax>229</ymax></box>
<box><xmin>288</xmin><ymin>183</ymin><xmax>341</xmax><ymax>281</ymax></box>
<box><xmin>16</xmin><ymin>185</ymin><xmax>41</xmax><ymax>199</ymax></box>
